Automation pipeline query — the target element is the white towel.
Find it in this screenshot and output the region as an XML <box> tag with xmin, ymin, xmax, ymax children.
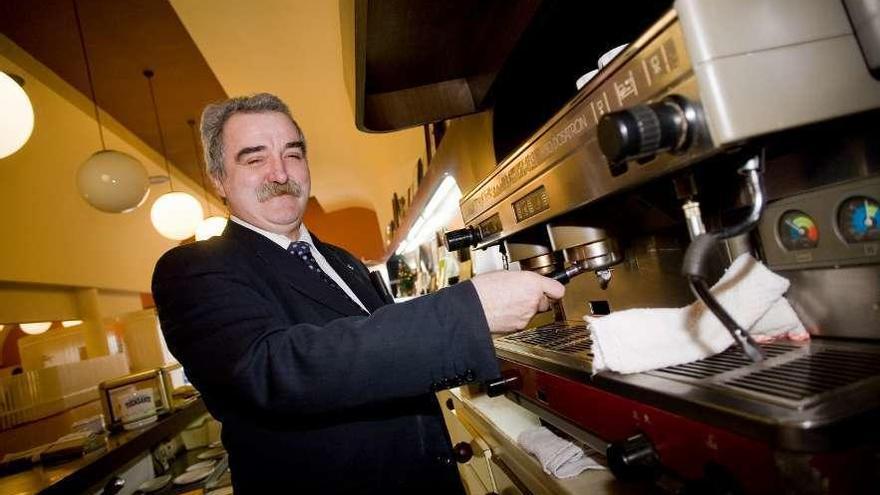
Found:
<box><xmin>517</xmin><ymin>427</ymin><xmax>604</xmax><ymax>478</ymax></box>
<box><xmin>587</xmin><ymin>254</ymin><xmax>805</xmax><ymax>374</ymax></box>
<box><xmin>750</xmin><ymin>297</ymin><xmax>810</xmax><ymax>343</ymax></box>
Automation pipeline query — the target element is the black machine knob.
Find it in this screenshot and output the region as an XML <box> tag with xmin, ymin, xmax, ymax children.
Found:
<box><xmin>606</xmin><ymin>433</ymin><xmax>660</xmax><ymax>481</ymax></box>
<box><xmin>444</xmin><ymin>226</ymin><xmax>481</xmax><ymax>251</ymax></box>
<box><xmin>485</xmin><ymin>374</ymin><xmax>522</xmax><ymax>398</ymax></box>
<box><xmin>452</xmin><ymin>441</ymin><xmax>474</xmax><ymax>463</ymax></box>
<box><xmin>597</xmin><ymin>95</ymin><xmax>696</xmax><ymax>165</ymax></box>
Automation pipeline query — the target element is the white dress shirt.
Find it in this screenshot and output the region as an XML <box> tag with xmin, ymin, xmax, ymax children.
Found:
<box><xmin>229</xmin><ymin>216</ymin><xmax>369</xmax><ymax>313</ymax></box>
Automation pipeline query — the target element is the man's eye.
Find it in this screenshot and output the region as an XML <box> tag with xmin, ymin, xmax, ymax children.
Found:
<box><xmin>285</xmin><ymin>153</ymin><xmax>303</xmax><ymax>160</ymax></box>
<box><xmin>246</xmin><ymin>157</ymin><xmax>264</xmax><ymax>165</ymax></box>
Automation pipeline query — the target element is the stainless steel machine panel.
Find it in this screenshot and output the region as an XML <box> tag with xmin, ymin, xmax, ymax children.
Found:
<box><xmin>758</xmin><ymin>176</ymin><xmax>880</xmax><ymax>270</ymax></box>
<box><xmin>677</xmin><ymin>0</ymin><xmax>880</xmax><ymax>145</ymax></box>
<box><xmin>460</xmin><ymin>12</ymin><xmax>712</xmax><ymax>247</ymax></box>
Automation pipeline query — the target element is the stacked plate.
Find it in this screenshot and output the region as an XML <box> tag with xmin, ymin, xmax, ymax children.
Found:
<box><xmin>575</xmin><ymin>43</ymin><xmax>630</xmax><ymax>90</ymax></box>
<box><xmin>136</xmin><ymin>474</ymin><xmax>171</xmax><ymax>493</ymax></box>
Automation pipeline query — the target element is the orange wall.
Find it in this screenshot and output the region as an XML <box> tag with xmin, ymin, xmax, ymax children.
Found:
<box><xmin>303</xmin><ymin>197</ymin><xmax>385</xmax><ymax>262</ymax></box>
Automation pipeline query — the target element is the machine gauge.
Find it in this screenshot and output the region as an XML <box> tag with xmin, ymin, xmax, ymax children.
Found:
<box><xmin>837</xmin><ymin>196</ymin><xmax>880</xmax><ymax>243</ymax></box>
<box><xmin>778</xmin><ymin>210</ymin><xmax>819</xmax><ymax>250</ymax></box>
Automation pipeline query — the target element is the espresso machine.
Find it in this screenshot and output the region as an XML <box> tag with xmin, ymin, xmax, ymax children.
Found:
<box><xmin>445</xmin><ymin>1</ymin><xmax>880</xmax><ymax>492</ymax></box>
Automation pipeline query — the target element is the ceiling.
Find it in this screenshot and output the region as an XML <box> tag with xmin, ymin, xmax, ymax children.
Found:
<box><xmin>0</xmin><ymin>0</ymin><xmax>426</xmax><ymax>234</ymax></box>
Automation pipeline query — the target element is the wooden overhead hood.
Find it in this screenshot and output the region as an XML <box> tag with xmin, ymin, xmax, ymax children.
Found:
<box><xmin>350</xmin><ymin>0</ymin><xmax>542</xmax><ymax>132</ymax></box>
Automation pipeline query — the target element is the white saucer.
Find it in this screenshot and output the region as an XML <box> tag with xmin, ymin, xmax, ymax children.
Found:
<box><xmin>186</xmin><ymin>460</ymin><xmax>216</xmax><ymax>472</ymax></box>
<box><xmin>137</xmin><ymin>474</ymin><xmax>172</xmax><ymax>493</ymax></box>
<box><xmin>576</xmin><ymin>69</ymin><xmax>599</xmax><ymax>90</ymax></box>
<box><xmin>598</xmin><ymin>43</ymin><xmax>629</xmax><ymax>69</ymax></box>
<box><xmin>173</xmin><ymin>466</ymin><xmax>213</xmax><ymax>485</ymax></box>
<box><xmin>196</xmin><ymin>447</ymin><xmax>226</xmax><ymax>460</ymax></box>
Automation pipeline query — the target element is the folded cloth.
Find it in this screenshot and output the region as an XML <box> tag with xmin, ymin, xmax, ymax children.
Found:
<box><xmin>750</xmin><ymin>297</ymin><xmax>810</xmax><ymax>343</ymax></box>
<box><xmin>587</xmin><ymin>254</ymin><xmax>802</xmax><ymax>374</ymax></box>
<box><xmin>517</xmin><ymin>427</ymin><xmax>603</xmax><ymax>478</ymax></box>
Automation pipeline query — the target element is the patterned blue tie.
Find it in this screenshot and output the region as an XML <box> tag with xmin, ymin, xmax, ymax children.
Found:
<box><xmin>288</xmin><ymin>241</ymin><xmax>346</xmax><ymax>293</ymax></box>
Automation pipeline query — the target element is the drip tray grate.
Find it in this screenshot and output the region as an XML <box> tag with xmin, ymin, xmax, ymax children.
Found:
<box><xmin>724</xmin><ymin>349</ymin><xmax>880</xmax><ymax>404</ymax></box>
<box><xmin>651</xmin><ymin>342</ymin><xmax>880</xmax><ymax>409</ymax></box>
<box><xmin>496</xmin><ymin>322</ymin><xmax>594</xmax><ymax>366</ymax></box>
<box><xmin>657</xmin><ymin>343</ymin><xmax>796</xmax><ymax>380</ymax></box>
<box><xmin>497</xmin><ymin>323</ymin><xmax>880</xmax><ymax>410</ymax></box>
<box><xmin>501</xmin><ymin>322</ymin><xmax>591</xmax><ymax>352</ymax></box>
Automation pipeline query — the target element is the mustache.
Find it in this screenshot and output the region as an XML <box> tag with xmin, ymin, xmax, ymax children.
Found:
<box><xmin>256</xmin><ymin>180</ymin><xmax>303</xmax><ymax>202</ymax></box>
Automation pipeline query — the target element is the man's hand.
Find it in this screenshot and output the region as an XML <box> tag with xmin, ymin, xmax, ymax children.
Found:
<box><xmin>470</xmin><ymin>271</ymin><xmax>566</xmax><ymax>334</ymax></box>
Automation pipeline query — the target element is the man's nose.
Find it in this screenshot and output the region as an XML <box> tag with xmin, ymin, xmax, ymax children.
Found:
<box><xmin>267</xmin><ymin>155</ymin><xmax>289</xmax><ymax>183</ymax></box>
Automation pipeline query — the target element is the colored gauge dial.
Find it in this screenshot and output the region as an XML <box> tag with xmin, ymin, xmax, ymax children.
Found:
<box><xmin>837</xmin><ymin>196</ymin><xmax>880</xmax><ymax>243</ymax></box>
<box><xmin>778</xmin><ymin>210</ymin><xmax>819</xmax><ymax>250</ymax></box>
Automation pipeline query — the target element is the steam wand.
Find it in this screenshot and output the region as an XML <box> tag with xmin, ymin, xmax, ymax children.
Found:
<box><xmin>681</xmin><ymin>153</ymin><xmax>767</xmax><ymax>363</ymax></box>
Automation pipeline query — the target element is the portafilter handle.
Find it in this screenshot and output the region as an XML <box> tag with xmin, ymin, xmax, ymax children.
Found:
<box><xmin>547</xmin><ymin>263</ymin><xmax>589</xmax><ymax>285</ymax></box>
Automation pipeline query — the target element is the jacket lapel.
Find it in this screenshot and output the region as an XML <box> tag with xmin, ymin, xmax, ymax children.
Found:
<box><xmin>313</xmin><ymin>236</ymin><xmax>387</xmax><ymax>313</ymax></box>
<box><xmin>223</xmin><ymin>222</ymin><xmax>363</xmax><ymax>317</ymax></box>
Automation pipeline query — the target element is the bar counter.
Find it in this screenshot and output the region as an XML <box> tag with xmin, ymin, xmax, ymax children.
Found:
<box><xmin>0</xmin><ymin>399</ymin><xmax>207</xmax><ymax>495</ymax></box>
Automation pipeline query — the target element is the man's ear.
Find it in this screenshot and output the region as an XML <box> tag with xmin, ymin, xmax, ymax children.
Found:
<box><xmin>211</xmin><ymin>174</ymin><xmax>227</xmax><ymax>198</ymax></box>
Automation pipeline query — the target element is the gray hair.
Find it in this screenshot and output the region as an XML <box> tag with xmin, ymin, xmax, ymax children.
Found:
<box><xmin>200</xmin><ymin>93</ymin><xmax>306</xmax><ymax>180</ymax></box>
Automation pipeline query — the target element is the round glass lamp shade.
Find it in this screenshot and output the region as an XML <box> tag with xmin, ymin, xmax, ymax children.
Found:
<box><xmin>195</xmin><ymin>215</ymin><xmax>228</xmax><ymax>241</ymax></box>
<box><xmin>0</xmin><ymin>72</ymin><xmax>35</xmax><ymax>159</ymax></box>
<box><xmin>20</xmin><ymin>322</ymin><xmax>52</xmax><ymax>335</ymax></box>
<box><xmin>77</xmin><ymin>150</ymin><xmax>150</xmax><ymax>213</ymax></box>
<box><xmin>151</xmin><ymin>191</ymin><xmax>204</xmax><ymax>240</ymax></box>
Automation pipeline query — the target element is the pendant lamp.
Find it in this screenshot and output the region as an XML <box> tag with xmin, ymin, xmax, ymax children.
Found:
<box><xmin>72</xmin><ymin>0</ymin><xmax>150</xmax><ymax>213</ymax></box>
<box><xmin>188</xmin><ymin>118</ymin><xmax>227</xmax><ymax>241</ymax></box>
<box><xmin>0</xmin><ymin>71</ymin><xmax>35</xmax><ymax>159</ymax></box>
<box><xmin>20</xmin><ymin>322</ymin><xmax>52</xmax><ymax>335</ymax></box>
<box><xmin>145</xmin><ymin>70</ymin><xmax>203</xmax><ymax>240</ymax></box>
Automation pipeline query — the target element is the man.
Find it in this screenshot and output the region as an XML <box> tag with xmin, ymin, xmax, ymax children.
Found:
<box><xmin>152</xmin><ymin>93</ymin><xmax>564</xmax><ymax>494</ymax></box>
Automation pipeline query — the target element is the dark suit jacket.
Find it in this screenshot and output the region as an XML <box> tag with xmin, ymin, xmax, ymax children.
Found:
<box><xmin>152</xmin><ymin>221</ymin><xmax>499</xmax><ymax>494</ymax></box>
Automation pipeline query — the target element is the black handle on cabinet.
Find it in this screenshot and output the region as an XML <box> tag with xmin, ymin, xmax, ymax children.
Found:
<box><xmin>445</xmin><ymin>398</ymin><xmax>455</xmax><ymax>411</ymax></box>
<box><xmin>452</xmin><ymin>441</ymin><xmax>474</xmax><ymax>463</ymax></box>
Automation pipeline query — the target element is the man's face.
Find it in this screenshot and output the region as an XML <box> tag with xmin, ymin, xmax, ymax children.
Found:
<box><xmin>213</xmin><ymin>111</ymin><xmax>311</xmax><ymax>236</ymax></box>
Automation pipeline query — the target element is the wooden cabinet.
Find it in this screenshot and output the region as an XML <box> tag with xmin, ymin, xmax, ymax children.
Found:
<box><xmin>437</xmin><ymin>390</ymin><xmax>497</xmax><ymax>494</ymax></box>
<box><xmin>489</xmin><ymin>456</ymin><xmax>526</xmax><ymax>495</ymax></box>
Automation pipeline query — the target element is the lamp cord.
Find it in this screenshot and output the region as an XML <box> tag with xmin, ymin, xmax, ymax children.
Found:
<box><xmin>72</xmin><ymin>0</ymin><xmax>106</xmax><ymax>150</ymax></box>
<box><xmin>188</xmin><ymin>119</ymin><xmax>213</xmax><ymax>216</ymax></box>
<box><xmin>144</xmin><ymin>70</ymin><xmax>174</xmax><ymax>191</ymax></box>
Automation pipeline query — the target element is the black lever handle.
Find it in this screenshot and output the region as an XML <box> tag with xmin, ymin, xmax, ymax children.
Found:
<box><xmin>547</xmin><ymin>264</ymin><xmax>588</xmax><ymax>285</ymax></box>
<box><xmin>444</xmin><ymin>226</ymin><xmax>481</xmax><ymax>251</ymax></box>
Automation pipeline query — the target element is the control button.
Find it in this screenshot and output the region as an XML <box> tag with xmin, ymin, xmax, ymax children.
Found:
<box><xmin>597</xmin><ymin>95</ymin><xmax>697</xmax><ymax>165</ymax></box>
